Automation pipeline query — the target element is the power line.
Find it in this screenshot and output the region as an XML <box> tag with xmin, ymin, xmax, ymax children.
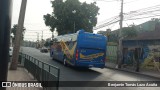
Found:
<box><xmin>94</xmin><ymin>4</ymin><xmax>160</xmax><ymax>30</ymax></box>
<box><xmin>124</xmin><ymin>9</ymin><xmax>160</xmax><ymax>20</ymax></box>
<box><xmin>124</xmin><ymin>14</ymin><xmax>160</xmax><ymax>21</ymax></box>
<box><xmin>25</xmin><ymin>29</ymin><xmax>49</xmax><ymax>31</ymax></box>
<box><xmin>124</xmin><ymin>7</ymin><xmax>160</xmax><ymax>20</ymax></box>
<box><xmin>125</xmin><ymin>8</ymin><xmax>160</xmax><ymax>16</ymax></box>
<box><xmin>108</xmin><ymin>22</ymin><xmax>118</xmax><ymax>29</ymax></box>
<box><xmin>125</xmin><ymin>4</ymin><xmax>160</xmax><ymax>15</ymax></box>
<box><xmin>93</xmin><ymin>0</ymin><xmax>119</xmax><ymax>3</ymax></box>
<box><xmin>124</xmin><ymin>0</ymin><xmax>140</xmax><ymax>4</ymax></box>
<box><xmin>93</xmin><ymin>19</ymin><xmax>119</xmax><ymax>30</ymax></box>
<box><xmin>96</xmin><ymin>16</ymin><xmax>119</xmax><ymax>25</ymax></box>
<box><xmin>25</xmin><ymin>32</ymin><xmax>52</xmax><ymax>34</ymax></box>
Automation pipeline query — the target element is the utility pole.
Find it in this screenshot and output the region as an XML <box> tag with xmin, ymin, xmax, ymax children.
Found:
<box><xmin>42</xmin><ymin>31</ymin><xmax>43</xmax><ymax>40</ymax></box>
<box><xmin>0</xmin><ymin>0</ymin><xmax>12</xmax><ymax>89</ymax></box>
<box><xmin>10</xmin><ymin>0</ymin><xmax>27</xmax><ymax>70</ymax></box>
<box><xmin>41</xmin><ymin>31</ymin><xmax>43</xmax><ymax>47</ymax></box>
<box><xmin>52</xmin><ymin>30</ymin><xmax>54</xmax><ymax>40</ymax></box>
<box><xmin>37</xmin><ymin>33</ymin><xmax>39</xmax><ymax>43</ymax></box>
<box><xmin>117</xmin><ymin>0</ymin><xmax>124</xmax><ymax>68</ymax></box>
<box><xmin>36</xmin><ymin>32</ymin><xmax>39</xmax><ymax>48</ymax></box>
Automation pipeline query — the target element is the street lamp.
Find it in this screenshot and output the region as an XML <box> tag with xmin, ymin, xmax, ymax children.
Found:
<box><xmin>72</xmin><ymin>10</ymin><xmax>76</xmax><ymax>33</ymax></box>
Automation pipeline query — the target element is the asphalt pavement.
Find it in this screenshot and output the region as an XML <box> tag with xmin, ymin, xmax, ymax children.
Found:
<box><xmin>21</xmin><ymin>47</ymin><xmax>160</xmax><ymax>90</ymax></box>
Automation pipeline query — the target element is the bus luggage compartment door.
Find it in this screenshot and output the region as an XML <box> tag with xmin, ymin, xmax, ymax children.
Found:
<box><xmin>78</xmin><ymin>48</ymin><xmax>105</xmax><ymax>62</ymax></box>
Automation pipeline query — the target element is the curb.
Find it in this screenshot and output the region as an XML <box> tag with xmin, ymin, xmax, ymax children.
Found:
<box><xmin>17</xmin><ymin>64</ymin><xmax>24</xmax><ymax>68</ymax></box>
<box><xmin>105</xmin><ymin>66</ymin><xmax>160</xmax><ymax>79</ymax></box>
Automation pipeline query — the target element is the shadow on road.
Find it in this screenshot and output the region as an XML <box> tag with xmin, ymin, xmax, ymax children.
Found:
<box><xmin>52</xmin><ymin>58</ymin><xmax>102</xmax><ymax>73</ymax></box>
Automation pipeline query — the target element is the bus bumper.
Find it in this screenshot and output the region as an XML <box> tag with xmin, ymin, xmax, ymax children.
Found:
<box><xmin>75</xmin><ymin>61</ymin><xmax>105</xmax><ymax>68</ymax></box>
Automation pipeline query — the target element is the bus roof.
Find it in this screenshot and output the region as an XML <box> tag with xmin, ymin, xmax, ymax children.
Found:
<box><xmin>54</xmin><ymin>33</ymin><xmax>78</xmax><ymax>42</ymax></box>
<box><xmin>53</xmin><ymin>30</ymin><xmax>106</xmax><ymax>42</ymax></box>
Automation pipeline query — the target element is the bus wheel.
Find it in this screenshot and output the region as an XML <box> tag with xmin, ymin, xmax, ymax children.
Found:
<box><xmin>63</xmin><ymin>57</ymin><xmax>67</xmax><ymax>66</ymax></box>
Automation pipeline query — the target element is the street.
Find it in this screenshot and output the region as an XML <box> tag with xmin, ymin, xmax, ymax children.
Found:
<box><xmin>21</xmin><ymin>47</ymin><xmax>160</xmax><ymax>90</ymax></box>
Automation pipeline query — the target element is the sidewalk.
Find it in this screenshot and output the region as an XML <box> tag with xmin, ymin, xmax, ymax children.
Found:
<box><xmin>7</xmin><ymin>64</ymin><xmax>43</xmax><ymax>90</ymax></box>
<box><xmin>105</xmin><ymin>62</ymin><xmax>160</xmax><ymax>79</ymax></box>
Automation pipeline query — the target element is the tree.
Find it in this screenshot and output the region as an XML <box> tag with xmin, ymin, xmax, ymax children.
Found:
<box><xmin>43</xmin><ymin>0</ymin><xmax>99</xmax><ymax>35</ymax></box>
<box><xmin>122</xmin><ymin>25</ymin><xmax>138</xmax><ymax>38</ymax></box>
<box><xmin>106</xmin><ymin>25</ymin><xmax>138</xmax><ymax>42</ymax></box>
<box><xmin>44</xmin><ymin>41</ymin><xmax>50</xmax><ymax>47</ymax></box>
<box><xmin>151</xmin><ymin>18</ymin><xmax>160</xmax><ymax>22</ymax></box>
<box><xmin>109</xmin><ymin>32</ymin><xmax>119</xmax><ymax>42</ymax></box>
<box><xmin>11</xmin><ymin>24</ymin><xmax>26</xmax><ymax>44</ymax></box>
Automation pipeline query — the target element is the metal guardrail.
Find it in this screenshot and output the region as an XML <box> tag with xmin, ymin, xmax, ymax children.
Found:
<box><xmin>19</xmin><ymin>52</ymin><xmax>60</xmax><ymax>90</ymax></box>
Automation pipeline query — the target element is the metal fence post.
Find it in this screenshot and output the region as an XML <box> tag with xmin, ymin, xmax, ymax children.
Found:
<box><xmin>48</xmin><ymin>66</ymin><xmax>50</xmax><ymax>80</ymax></box>
<box><xmin>34</xmin><ymin>58</ymin><xmax>36</xmax><ymax>80</ymax></box>
<box><xmin>16</xmin><ymin>53</ymin><xmax>60</xmax><ymax>90</ymax></box>
<box><xmin>57</xmin><ymin>69</ymin><xmax>60</xmax><ymax>90</ymax></box>
<box><xmin>42</xmin><ymin>63</ymin><xmax>44</xmax><ymax>81</ymax></box>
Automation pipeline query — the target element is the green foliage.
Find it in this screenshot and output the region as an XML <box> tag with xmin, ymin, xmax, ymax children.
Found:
<box><xmin>122</xmin><ymin>25</ymin><xmax>138</xmax><ymax>38</ymax></box>
<box><xmin>11</xmin><ymin>24</ymin><xmax>26</xmax><ymax>41</ymax></box>
<box><xmin>44</xmin><ymin>41</ymin><xmax>50</xmax><ymax>47</ymax></box>
<box><xmin>43</xmin><ymin>0</ymin><xmax>99</xmax><ymax>35</ymax></box>
<box><xmin>108</xmin><ymin>30</ymin><xmax>119</xmax><ymax>42</ymax></box>
<box><xmin>107</xmin><ymin>25</ymin><xmax>138</xmax><ymax>42</ymax></box>
<box><xmin>108</xmin><ymin>18</ymin><xmax>160</xmax><ymax>42</ymax></box>
<box><xmin>151</xmin><ymin>18</ymin><xmax>160</xmax><ymax>22</ymax></box>
<box><xmin>136</xmin><ymin>18</ymin><xmax>160</xmax><ymax>32</ymax></box>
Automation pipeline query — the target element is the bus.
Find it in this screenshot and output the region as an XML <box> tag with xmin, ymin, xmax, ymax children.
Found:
<box><xmin>50</xmin><ymin>29</ymin><xmax>107</xmax><ymax>68</ymax></box>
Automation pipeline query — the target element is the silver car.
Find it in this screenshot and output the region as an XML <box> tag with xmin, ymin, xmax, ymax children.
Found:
<box><xmin>9</xmin><ymin>47</ymin><xmax>13</xmax><ymax>57</ymax></box>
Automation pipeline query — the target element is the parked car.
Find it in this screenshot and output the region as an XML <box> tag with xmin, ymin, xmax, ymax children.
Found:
<box><xmin>9</xmin><ymin>47</ymin><xmax>13</xmax><ymax>57</ymax></box>
<box><xmin>40</xmin><ymin>47</ymin><xmax>48</xmax><ymax>53</ymax></box>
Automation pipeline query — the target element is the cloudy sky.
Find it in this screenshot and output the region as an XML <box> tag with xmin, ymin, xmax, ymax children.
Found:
<box><xmin>11</xmin><ymin>0</ymin><xmax>160</xmax><ymax>41</ymax></box>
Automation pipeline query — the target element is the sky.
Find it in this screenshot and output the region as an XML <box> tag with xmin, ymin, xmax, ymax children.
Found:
<box><xmin>11</xmin><ymin>0</ymin><xmax>160</xmax><ymax>41</ymax></box>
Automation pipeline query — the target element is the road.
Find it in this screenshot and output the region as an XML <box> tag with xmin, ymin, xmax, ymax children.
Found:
<box><xmin>21</xmin><ymin>47</ymin><xmax>160</xmax><ymax>90</ymax></box>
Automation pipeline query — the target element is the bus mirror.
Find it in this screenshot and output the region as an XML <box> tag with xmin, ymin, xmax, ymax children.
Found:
<box><xmin>70</xmin><ymin>38</ymin><xmax>72</xmax><ymax>41</ymax></box>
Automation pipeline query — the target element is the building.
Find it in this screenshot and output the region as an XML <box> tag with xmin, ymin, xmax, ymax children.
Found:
<box><xmin>122</xmin><ymin>25</ymin><xmax>160</xmax><ymax>71</ymax></box>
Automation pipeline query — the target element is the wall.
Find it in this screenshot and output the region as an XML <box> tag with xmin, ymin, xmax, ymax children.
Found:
<box><xmin>106</xmin><ymin>45</ymin><xmax>117</xmax><ymax>63</ymax></box>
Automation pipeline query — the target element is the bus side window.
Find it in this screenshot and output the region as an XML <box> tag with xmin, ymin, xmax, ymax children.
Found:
<box><xmin>57</xmin><ymin>43</ymin><xmax>62</xmax><ymax>51</ymax></box>
<box><xmin>66</xmin><ymin>41</ymin><xmax>69</xmax><ymax>46</ymax></box>
<box><xmin>69</xmin><ymin>41</ymin><xmax>74</xmax><ymax>49</ymax></box>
